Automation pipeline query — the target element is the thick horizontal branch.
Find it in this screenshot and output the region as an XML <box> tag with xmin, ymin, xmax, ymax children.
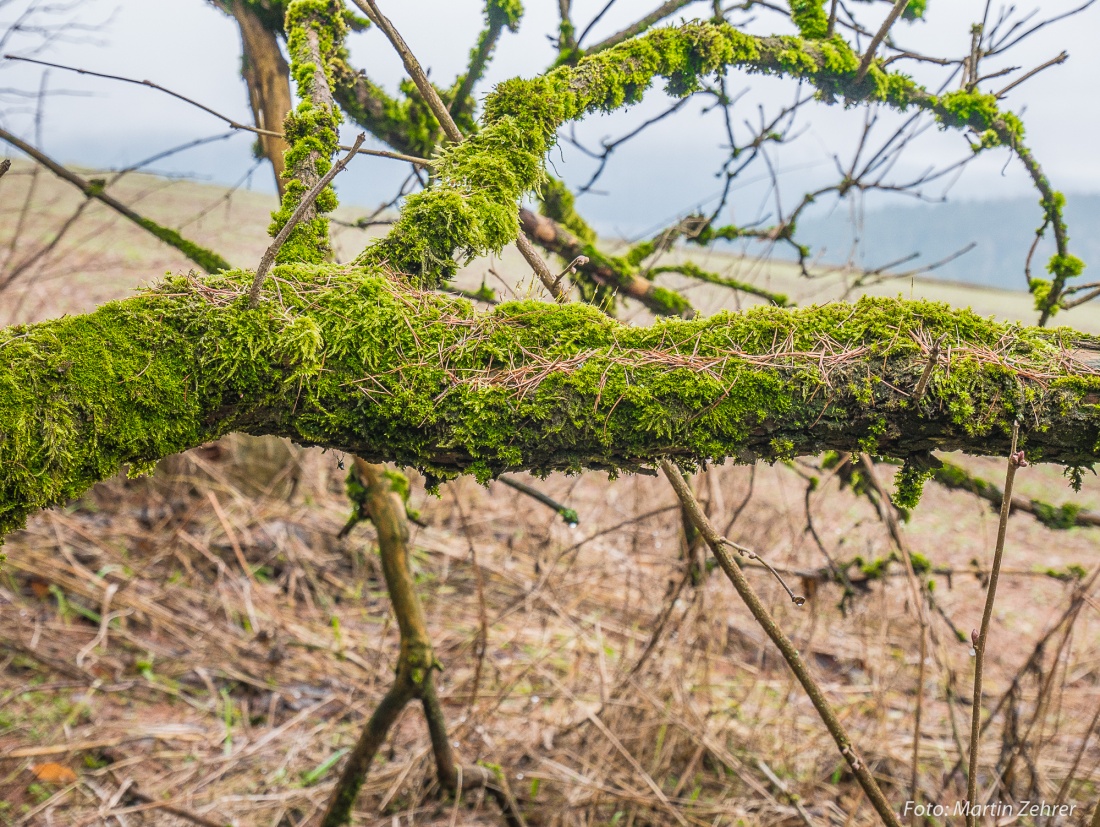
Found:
<box><xmin>2</xmin><ymin>267</ymin><xmax>1099</xmax><ymax>542</ymax></box>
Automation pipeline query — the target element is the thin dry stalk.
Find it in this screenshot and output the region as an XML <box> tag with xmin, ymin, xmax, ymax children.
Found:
<box><xmin>967</xmin><ymin>421</ymin><xmax>1023</xmax><ymax>826</ymax></box>
<box><xmin>660</xmin><ymin>460</ymin><xmax>903</xmax><ymax>827</ymax></box>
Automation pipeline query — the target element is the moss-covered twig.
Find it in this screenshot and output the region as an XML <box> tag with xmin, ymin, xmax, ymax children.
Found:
<box><xmin>0</xmin><ymin>125</ymin><xmax>232</xmax><ymax>274</ymax></box>
<box><xmin>647</xmin><ymin>261</ymin><xmax>790</xmax><ymax>307</ymax></box>
<box><xmin>661</xmin><ymin>459</ymin><xmax>902</xmax><ymax>827</ymax></box>
<box><xmin>448</xmin><ymin>0</ymin><xmax>523</xmax><ymax>121</ymax></box>
<box><xmin>497</xmin><ymin>475</ymin><xmax>579</xmax><ymax>525</ymax></box>
<box><xmin>933</xmin><ymin>460</ymin><xmax>1100</xmax><ymax>530</ymax></box>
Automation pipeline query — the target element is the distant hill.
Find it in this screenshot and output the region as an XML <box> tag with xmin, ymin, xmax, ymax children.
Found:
<box><xmin>789</xmin><ymin>193</ymin><xmax>1100</xmax><ymax>291</ymax></box>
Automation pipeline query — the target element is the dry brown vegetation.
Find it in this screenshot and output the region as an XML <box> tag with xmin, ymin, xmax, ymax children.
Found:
<box><xmin>2</xmin><ymin>168</ymin><xmax>1099</xmax><ymax>826</ymax></box>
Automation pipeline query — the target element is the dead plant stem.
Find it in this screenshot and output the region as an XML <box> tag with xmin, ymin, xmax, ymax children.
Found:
<box><xmin>660</xmin><ymin>460</ymin><xmax>902</xmax><ymax>827</ymax></box>
<box><xmin>967</xmin><ymin>420</ymin><xmax>1022</xmax><ymax>826</ymax></box>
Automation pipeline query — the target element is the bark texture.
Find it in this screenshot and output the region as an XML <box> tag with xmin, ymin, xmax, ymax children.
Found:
<box><xmin>226</xmin><ymin>0</ymin><xmax>293</xmax><ymax>195</ymax></box>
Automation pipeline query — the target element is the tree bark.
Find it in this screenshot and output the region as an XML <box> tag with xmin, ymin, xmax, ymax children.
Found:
<box><xmin>225</xmin><ymin>0</ymin><xmax>292</xmax><ymax>195</ymax></box>
<box><xmin>2</xmin><ymin>268</ymin><xmax>1098</xmax><ymax>541</ymax></box>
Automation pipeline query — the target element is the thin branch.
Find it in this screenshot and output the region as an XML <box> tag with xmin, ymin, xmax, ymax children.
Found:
<box><xmin>1</xmin><ymin>54</ymin><xmax>430</xmax><ymax>166</ymax></box>
<box><xmin>249</xmin><ymin>133</ymin><xmax>365</xmax><ymax>306</ymax></box>
<box><xmin>967</xmin><ymin>421</ymin><xmax>1024</xmax><ymax>827</ymax></box>
<box><xmin>349</xmin><ymin>0</ymin><xmax>464</xmax><ymax>144</ymax></box>
<box><xmin>994</xmin><ymin>51</ymin><xmax>1068</xmax><ymax>98</ymax></box>
<box><xmin>855</xmin><ymin>0</ymin><xmax>911</xmax><ymax>82</ymax></box>
<box><xmin>660</xmin><ymin>460</ymin><xmax>902</xmax><ymax>827</ymax></box>
<box><xmin>0</xmin><ymin>157</ymin><xmax>10</xmax><ymax>178</ymax></box>
<box><xmin>586</xmin><ymin>0</ymin><xmax>700</xmax><ymax>54</ymax></box>
<box><xmin>497</xmin><ymin>475</ymin><xmax>579</xmax><ymax>525</ymax></box>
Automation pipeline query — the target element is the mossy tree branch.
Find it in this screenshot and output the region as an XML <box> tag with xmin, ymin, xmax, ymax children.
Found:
<box><xmin>933</xmin><ymin>459</ymin><xmax>1100</xmax><ymax>530</ymax></box>
<box><xmin>2</xmin><ymin>272</ymin><xmax>1099</xmax><ymax>541</ymax></box>
<box><xmin>355</xmin><ymin>19</ymin><xmax>1050</xmax><ymax>293</ymax></box>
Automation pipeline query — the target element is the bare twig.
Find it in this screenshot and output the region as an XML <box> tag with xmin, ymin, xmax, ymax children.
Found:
<box><xmin>1</xmin><ymin>54</ymin><xmax>429</xmax><ymax>167</ymax></box>
<box><xmin>967</xmin><ymin>421</ymin><xmax>1024</xmax><ymax>826</ymax></box>
<box><xmin>856</xmin><ymin>0</ymin><xmax>913</xmax><ymax>82</ymax></box>
<box><xmin>248</xmin><ymin>133</ymin><xmax>365</xmax><ymax>306</ymax></box>
<box><xmin>515</xmin><ymin>231</ymin><xmax>568</xmax><ymax>301</ymax></box>
<box><xmin>0</xmin><ymin>157</ymin><xmax>10</xmax><ymax>179</ymax></box>
<box><xmin>994</xmin><ymin>51</ymin><xmax>1068</xmax><ymax>98</ymax></box>
<box><xmin>660</xmin><ymin>460</ymin><xmax>902</xmax><ymax>827</ymax></box>
<box><xmin>912</xmin><ymin>335</ymin><xmax>944</xmax><ymax>402</ymax></box>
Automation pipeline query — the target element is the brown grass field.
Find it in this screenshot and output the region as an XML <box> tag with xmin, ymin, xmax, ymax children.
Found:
<box><xmin>1</xmin><ymin>162</ymin><xmax>1099</xmax><ymax>826</ymax></box>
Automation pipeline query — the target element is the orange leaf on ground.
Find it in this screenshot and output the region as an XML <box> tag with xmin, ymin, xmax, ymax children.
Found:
<box><xmin>29</xmin><ymin>763</ymin><xmax>78</xmax><ymax>784</ymax></box>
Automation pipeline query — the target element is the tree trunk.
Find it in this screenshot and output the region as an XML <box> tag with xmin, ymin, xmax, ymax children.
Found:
<box><xmin>226</xmin><ymin>0</ymin><xmax>292</xmax><ymax>195</ymax></box>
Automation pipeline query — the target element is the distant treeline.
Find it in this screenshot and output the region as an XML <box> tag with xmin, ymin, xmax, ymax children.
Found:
<box><xmin>786</xmin><ymin>193</ymin><xmax>1100</xmax><ymax>290</ymax></box>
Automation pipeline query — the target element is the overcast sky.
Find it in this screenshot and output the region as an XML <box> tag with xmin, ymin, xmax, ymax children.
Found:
<box><xmin>2</xmin><ymin>0</ymin><xmax>1099</xmax><ymax>238</ymax></box>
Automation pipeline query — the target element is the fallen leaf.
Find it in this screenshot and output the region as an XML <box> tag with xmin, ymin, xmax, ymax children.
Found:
<box><xmin>29</xmin><ymin>763</ymin><xmax>78</xmax><ymax>784</ymax></box>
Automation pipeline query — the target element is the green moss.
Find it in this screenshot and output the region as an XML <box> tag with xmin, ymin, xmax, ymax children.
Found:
<box><xmin>4</xmin><ymin>278</ymin><xmax>1099</xmax><ymax>543</ymax></box>
<box><xmin>789</xmin><ymin>0</ymin><xmax>829</xmax><ymax>38</ymax></box>
<box><xmin>892</xmin><ymin>459</ymin><xmax>933</xmax><ymax>509</ymax></box>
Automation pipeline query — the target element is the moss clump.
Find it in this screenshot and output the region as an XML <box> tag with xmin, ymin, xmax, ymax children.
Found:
<box><xmin>789</xmin><ymin>0</ymin><xmax>829</xmax><ymax>38</ymax></box>
<box><xmin>892</xmin><ymin>459</ymin><xmax>933</xmax><ymax>509</ymax></box>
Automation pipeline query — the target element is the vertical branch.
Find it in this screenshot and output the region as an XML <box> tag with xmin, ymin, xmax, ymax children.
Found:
<box><xmin>966</xmin><ymin>421</ymin><xmax>1024</xmax><ymax>826</ymax></box>
<box><xmin>660</xmin><ymin>461</ymin><xmax>902</xmax><ymax>827</ymax></box>
<box><xmin>270</xmin><ymin>0</ymin><xmax>347</xmax><ymax>266</ymax></box>
<box><xmin>320</xmin><ymin>459</ymin><xmax>427</xmax><ymax>827</ymax></box>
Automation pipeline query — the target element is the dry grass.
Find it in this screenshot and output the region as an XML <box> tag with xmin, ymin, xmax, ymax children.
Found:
<box><xmin>2</xmin><ymin>167</ymin><xmax>1100</xmax><ymax>826</ymax></box>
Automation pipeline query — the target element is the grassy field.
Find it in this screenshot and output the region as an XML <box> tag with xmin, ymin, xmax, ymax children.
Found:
<box><xmin>1</xmin><ymin>163</ymin><xmax>1099</xmax><ymax>826</ymax></box>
